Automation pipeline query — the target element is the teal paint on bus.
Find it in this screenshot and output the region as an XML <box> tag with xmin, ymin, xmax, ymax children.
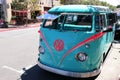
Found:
<box><xmin>48</xmin><ymin>5</ymin><xmax>112</xmax><ymax>14</ymax></box>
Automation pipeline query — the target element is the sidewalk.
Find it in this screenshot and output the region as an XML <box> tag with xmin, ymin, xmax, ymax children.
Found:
<box><xmin>0</xmin><ymin>23</ymin><xmax>40</xmax><ymax>32</ymax></box>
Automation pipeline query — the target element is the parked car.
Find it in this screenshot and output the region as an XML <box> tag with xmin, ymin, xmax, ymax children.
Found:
<box><xmin>0</xmin><ymin>19</ymin><xmax>8</xmax><ymax>28</ymax></box>
<box><xmin>114</xmin><ymin>15</ymin><xmax>120</xmax><ymax>40</ymax></box>
<box><xmin>0</xmin><ymin>19</ymin><xmax>4</xmax><ymax>28</ymax></box>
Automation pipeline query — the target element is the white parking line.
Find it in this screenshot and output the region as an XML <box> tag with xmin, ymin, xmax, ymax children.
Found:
<box><xmin>118</xmin><ymin>75</ymin><xmax>120</xmax><ymax>80</ymax></box>
<box><xmin>2</xmin><ymin>65</ymin><xmax>33</xmax><ymax>74</ymax></box>
<box><xmin>2</xmin><ymin>66</ymin><xmax>23</xmax><ymax>74</ymax></box>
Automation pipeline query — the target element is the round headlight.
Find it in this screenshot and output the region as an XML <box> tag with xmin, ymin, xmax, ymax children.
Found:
<box><xmin>38</xmin><ymin>46</ymin><xmax>44</xmax><ymax>54</ymax></box>
<box><xmin>76</xmin><ymin>52</ymin><xmax>88</xmax><ymax>62</ymax></box>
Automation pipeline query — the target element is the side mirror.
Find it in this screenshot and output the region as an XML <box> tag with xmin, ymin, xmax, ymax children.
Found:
<box><xmin>103</xmin><ymin>27</ymin><xmax>112</xmax><ymax>32</ymax></box>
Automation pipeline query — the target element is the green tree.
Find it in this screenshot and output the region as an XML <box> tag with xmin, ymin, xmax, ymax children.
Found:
<box><xmin>11</xmin><ymin>0</ymin><xmax>27</xmax><ymax>10</ymax></box>
<box><xmin>12</xmin><ymin>0</ymin><xmax>40</xmax><ymax>11</ymax></box>
<box><xmin>12</xmin><ymin>0</ymin><xmax>40</xmax><ymax>19</ymax></box>
<box><xmin>27</xmin><ymin>0</ymin><xmax>40</xmax><ymax>11</ymax></box>
<box><xmin>117</xmin><ymin>5</ymin><xmax>120</xmax><ymax>8</ymax></box>
<box><xmin>21</xmin><ymin>0</ymin><xmax>26</xmax><ymax>2</ymax></box>
<box><xmin>60</xmin><ymin>0</ymin><xmax>79</xmax><ymax>4</ymax></box>
<box><xmin>26</xmin><ymin>0</ymin><xmax>40</xmax><ymax>19</ymax></box>
<box><xmin>60</xmin><ymin>0</ymin><xmax>116</xmax><ymax>10</ymax></box>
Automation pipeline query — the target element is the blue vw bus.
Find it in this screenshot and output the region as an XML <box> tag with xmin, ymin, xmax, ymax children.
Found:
<box><xmin>37</xmin><ymin>5</ymin><xmax>116</xmax><ymax>78</ymax></box>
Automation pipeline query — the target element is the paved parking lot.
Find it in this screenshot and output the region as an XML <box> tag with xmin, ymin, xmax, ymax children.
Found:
<box><xmin>96</xmin><ymin>41</ymin><xmax>120</xmax><ymax>80</ymax></box>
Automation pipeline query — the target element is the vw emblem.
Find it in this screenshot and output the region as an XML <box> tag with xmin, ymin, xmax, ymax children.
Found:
<box><xmin>54</xmin><ymin>39</ymin><xmax>64</xmax><ymax>51</ymax></box>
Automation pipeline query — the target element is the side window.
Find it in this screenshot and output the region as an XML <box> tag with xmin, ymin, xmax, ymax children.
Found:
<box><xmin>65</xmin><ymin>15</ymin><xmax>77</xmax><ymax>24</ymax></box>
<box><xmin>107</xmin><ymin>13</ymin><xmax>117</xmax><ymax>26</ymax></box>
<box><xmin>58</xmin><ymin>15</ymin><xmax>64</xmax><ymax>24</ymax></box>
<box><xmin>77</xmin><ymin>15</ymin><xmax>92</xmax><ymax>25</ymax></box>
<box><xmin>65</xmin><ymin>14</ymin><xmax>92</xmax><ymax>26</ymax></box>
<box><xmin>95</xmin><ymin>14</ymin><xmax>106</xmax><ymax>30</ymax></box>
<box><xmin>101</xmin><ymin>15</ymin><xmax>106</xmax><ymax>28</ymax></box>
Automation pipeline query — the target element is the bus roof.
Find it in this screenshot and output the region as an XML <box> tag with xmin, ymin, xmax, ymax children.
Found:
<box><xmin>48</xmin><ymin>5</ymin><xmax>112</xmax><ymax>14</ymax></box>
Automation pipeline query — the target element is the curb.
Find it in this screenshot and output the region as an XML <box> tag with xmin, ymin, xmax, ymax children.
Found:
<box><xmin>0</xmin><ymin>23</ymin><xmax>40</xmax><ymax>32</ymax></box>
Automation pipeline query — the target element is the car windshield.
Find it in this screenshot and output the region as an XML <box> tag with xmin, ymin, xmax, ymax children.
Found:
<box><xmin>43</xmin><ymin>13</ymin><xmax>92</xmax><ymax>31</ymax></box>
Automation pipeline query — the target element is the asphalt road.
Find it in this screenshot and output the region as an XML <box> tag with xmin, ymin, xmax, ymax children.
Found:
<box><xmin>0</xmin><ymin>27</ymin><xmax>120</xmax><ymax>80</ymax></box>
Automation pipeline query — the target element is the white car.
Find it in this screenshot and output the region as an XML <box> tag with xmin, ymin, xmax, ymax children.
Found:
<box><xmin>117</xmin><ymin>19</ymin><xmax>120</xmax><ymax>26</ymax></box>
<box><xmin>115</xmin><ymin>18</ymin><xmax>120</xmax><ymax>40</ymax></box>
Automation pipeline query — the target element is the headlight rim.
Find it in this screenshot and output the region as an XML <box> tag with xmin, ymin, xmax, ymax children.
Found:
<box><xmin>75</xmin><ymin>52</ymin><xmax>88</xmax><ymax>62</ymax></box>
<box><xmin>38</xmin><ymin>46</ymin><xmax>45</xmax><ymax>54</ymax></box>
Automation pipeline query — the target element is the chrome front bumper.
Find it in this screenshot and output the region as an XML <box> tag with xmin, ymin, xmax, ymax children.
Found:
<box><xmin>37</xmin><ymin>61</ymin><xmax>101</xmax><ymax>78</ymax></box>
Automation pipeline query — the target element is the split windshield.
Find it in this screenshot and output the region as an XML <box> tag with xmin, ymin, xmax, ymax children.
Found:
<box><xmin>43</xmin><ymin>13</ymin><xmax>92</xmax><ymax>31</ymax></box>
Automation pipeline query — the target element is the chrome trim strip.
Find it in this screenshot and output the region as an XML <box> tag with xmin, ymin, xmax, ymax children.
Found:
<box><xmin>37</xmin><ymin>61</ymin><xmax>101</xmax><ymax>78</ymax></box>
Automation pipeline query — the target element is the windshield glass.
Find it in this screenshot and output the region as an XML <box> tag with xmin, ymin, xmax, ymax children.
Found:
<box><xmin>43</xmin><ymin>13</ymin><xmax>92</xmax><ymax>31</ymax></box>
<box><xmin>36</xmin><ymin>13</ymin><xmax>59</xmax><ymax>19</ymax></box>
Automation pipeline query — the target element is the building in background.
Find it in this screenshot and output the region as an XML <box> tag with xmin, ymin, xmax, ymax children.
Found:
<box><xmin>39</xmin><ymin>0</ymin><xmax>60</xmax><ymax>15</ymax></box>
<box><xmin>0</xmin><ymin>0</ymin><xmax>12</xmax><ymax>22</ymax></box>
<box><xmin>0</xmin><ymin>0</ymin><xmax>60</xmax><ymax>24</ymax></box>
